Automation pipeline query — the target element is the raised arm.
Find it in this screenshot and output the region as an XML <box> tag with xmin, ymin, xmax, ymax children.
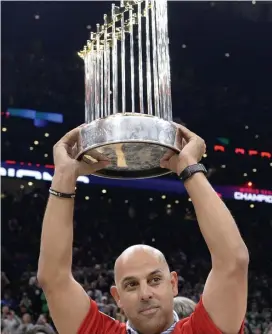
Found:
<box><xmin>37</xmin><ymin>126</ymin><xmax>109</xmax><ymax>334</ymax></box>
<box><xmin>184</xmin><ymin>173</ymin><xmax>248</xmax><ymax>333</ymax></box>
<box><xmin>161</xmin><ymin>124</ymin><xmax>249</xmax><ymax>334</ymax></box>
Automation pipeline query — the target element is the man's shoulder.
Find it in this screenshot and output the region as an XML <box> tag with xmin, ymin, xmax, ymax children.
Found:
<box><xmin>78</xmin><ymin>299</ymin><xmax>126</xmax><ymax>334</ymax></box>
<box><xmin>173</xmin><ymin>316</ymin><xmax>219</xmax><ymax>334</ymax></box>
<box><xmin>173</xmin><ymin>297</ymin><xmax>244</xmax><ymax>334</ymax></box>
<box><xmin>172</xmin><ymin>297</ymin><xmax>223</xmax><ymax>334</ymax></box>
<box><xmin>172</xmin><ymin>317</ymin><xmax>202</xmax><ymax>333</ymax></box>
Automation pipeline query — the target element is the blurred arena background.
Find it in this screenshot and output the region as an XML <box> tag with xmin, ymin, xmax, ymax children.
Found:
<box><xmin>1</xmin><ymin>1</ymin><xmax>272</xmax><ymax>333</ymax></box>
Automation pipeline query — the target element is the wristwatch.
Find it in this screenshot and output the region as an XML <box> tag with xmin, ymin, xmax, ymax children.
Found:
<box><xmin>179</xmin><ymin>163</ymin><xmax>207</xmax><ymax>182</ymax></box>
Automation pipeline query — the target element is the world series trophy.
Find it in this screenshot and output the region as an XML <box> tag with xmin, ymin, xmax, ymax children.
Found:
<box><xmin>76</xmin><ymin>0</ymin><xmax>181</xmax><ymax>179</ymax></box>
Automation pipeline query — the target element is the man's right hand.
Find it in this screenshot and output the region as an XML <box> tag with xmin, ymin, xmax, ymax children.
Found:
<box><xmin>53</xmin><ymin>125</ymin><xmax>110</xmax><ymax>178</ymax></box>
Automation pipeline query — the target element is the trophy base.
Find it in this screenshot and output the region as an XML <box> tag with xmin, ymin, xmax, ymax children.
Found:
<box><xmin>76</xmin><ymin>113</ymin><xmax>180</xmax><ymax>179</ymax></box>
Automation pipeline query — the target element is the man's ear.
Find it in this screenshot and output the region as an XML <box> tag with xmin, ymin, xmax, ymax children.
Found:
<box><xmin>110</xmin><ymin>285</ymin><xmax>123</xmax><ymax>308</ymax></box>
<box><xmin>170</xmin><ymin>271</ymin><xmax>178</xmax><ymax>297</ymax></box>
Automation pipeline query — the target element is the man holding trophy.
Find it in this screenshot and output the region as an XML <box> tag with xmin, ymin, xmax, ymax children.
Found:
<box><xmin>38</xmin><ymin>1</ymin><xmax>248</xmax><ymax>333</ymax></box>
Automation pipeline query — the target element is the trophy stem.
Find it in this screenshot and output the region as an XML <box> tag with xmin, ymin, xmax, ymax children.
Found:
<box><xmin>156</xmin><ymin>1</ymin><xmax>166</xmax><ymax>120</ymax></box>
<box><xmin>85</xmin><ymin>39</ymin><xmax>96</xmax><ymax>122</ymax></box>
<box><xmin>96</xmin><ymin>24</ymin><xmax>101</xmax><ymax>120</ymax></box>
<box><xmin>151</xmin><ymin>0</ymin><xmax>160</xmax><ymax>118</ymax></box>
<box><xmin>91</xmin><ymin>51</ymin><xmax>95</xmax><ymax>122</ymax></box>
<box><xmin>145</xmin><ymin>0</ymin><xmax>153</xmax><ymax>116</ymax></box>
<box><xmin>99</xmin><ymin>30</ymin><xmax>104</xmax><ymax>118</ymax></box>
<box><xmin>112</xmin><ymin>4</ymin><xmax>118</xmax><ymax>115</ymax></box>
<box><xmin>103</xmin><ymin>15</ymin><xmax>108</xmax><ymax>117</ymax></box>
<box><xmin>137</xmin><ymin>2</ymin><xmax>144</xmax><ymax>114</ymax></box>
<box><xmin>93</xmin><ymin>53</ymin><xmax>98</xmax><ymax>120</ymax></box>
<box><xmin>121</xmin><ymin>1</ymin><xmax>126</xmax><ymax>114</ymax></box>
<box><xmin>84</xmin><ymin>46</ymin><xmax>90</xmax><ymax>123</ymax></box>
<box><xmin>107</xmin><ymin>43</ymin><xmax>111</xmax><ymax>117</ymax></box>
<box><xmin>162</xmin><ymin>0</ymin><xmax>172</xmax><ymax>122</ymax></box>
<box><xmin>129</xmin><ymin>7</ymin><xmax>135</xmax><ymax>114</ymax></box>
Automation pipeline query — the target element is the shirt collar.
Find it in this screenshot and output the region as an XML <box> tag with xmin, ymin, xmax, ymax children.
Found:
<box><xmin>126</xmin><ymin>311</ymin><xmax>179</xmax><ymax>334</ymax></box>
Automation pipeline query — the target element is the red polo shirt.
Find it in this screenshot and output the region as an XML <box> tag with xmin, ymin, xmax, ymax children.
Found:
<box><xmin>78</xmin><ymin>298</ymin><xmax>244</xmax><ymax>334</ymax></box>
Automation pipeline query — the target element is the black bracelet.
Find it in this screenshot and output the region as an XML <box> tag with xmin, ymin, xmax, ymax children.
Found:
<box><xmin>49</xmin><ymin>188</ymin><xmax>76</xmax><ymax>199</ymax></box>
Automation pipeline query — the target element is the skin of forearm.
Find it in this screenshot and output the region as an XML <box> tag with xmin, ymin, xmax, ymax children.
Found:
<box><xmin>38</xmin><ymin>170</ymin><xmax>77</xmax><ymax>283</ymax></box>
<box><xmin>184</xmin><ymin>173</ymin><xmax>248</xmax><ymax>267</ymax></box>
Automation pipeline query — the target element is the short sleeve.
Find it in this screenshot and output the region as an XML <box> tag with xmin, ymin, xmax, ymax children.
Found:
<box><xmin>77</xmin><ymin>299</ymin><xmax>126</xmax><ymax>334</ymax></box>
<box><xmin>177</xmin><ymin>297</ymin><xmax>245</xmax><ymax>334</ymax></box>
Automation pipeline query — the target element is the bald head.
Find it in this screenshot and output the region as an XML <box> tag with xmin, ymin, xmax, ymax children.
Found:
<box><xmin>114</xmin><ymin>245</ymin><xmax>169</xmax><ymax>285</ymax></box>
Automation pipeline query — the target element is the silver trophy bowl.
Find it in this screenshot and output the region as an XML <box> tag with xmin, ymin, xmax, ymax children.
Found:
<box><xmin>76</xmin><ymin>113</ymin><xmax>180</xmax><ymax>179</ymax></box>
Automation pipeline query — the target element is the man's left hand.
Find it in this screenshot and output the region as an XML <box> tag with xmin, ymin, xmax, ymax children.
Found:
<box><xmin>160</xmin><ymin>123</ymin><xmax>206</xmax><ymax>175</ymax></box>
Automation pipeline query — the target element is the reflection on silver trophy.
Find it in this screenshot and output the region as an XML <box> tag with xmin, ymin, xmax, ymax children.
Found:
<box><xmin>76</xmin><ymin>0</ymin><xmax>181</xmax><ymax>179</ymax></box>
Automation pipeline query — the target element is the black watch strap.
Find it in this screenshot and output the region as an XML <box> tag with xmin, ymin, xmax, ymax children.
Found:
<box><xmin>179</xmin><ymin>163</ymin><xmax>207</xmax><ymax>182</ymax></box>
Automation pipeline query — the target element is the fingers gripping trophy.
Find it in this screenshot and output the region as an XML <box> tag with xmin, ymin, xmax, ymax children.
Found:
<box><xmin>75</xmin><ymin>0</ymin><xmax>184</xmax><ymax>179</ymax></box>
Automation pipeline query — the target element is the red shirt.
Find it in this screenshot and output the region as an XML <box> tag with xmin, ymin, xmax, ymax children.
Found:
<box><xmin>78</xmin><ymin>298</ymin><xmax>244</xmax><ymax>334</ymax></box>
